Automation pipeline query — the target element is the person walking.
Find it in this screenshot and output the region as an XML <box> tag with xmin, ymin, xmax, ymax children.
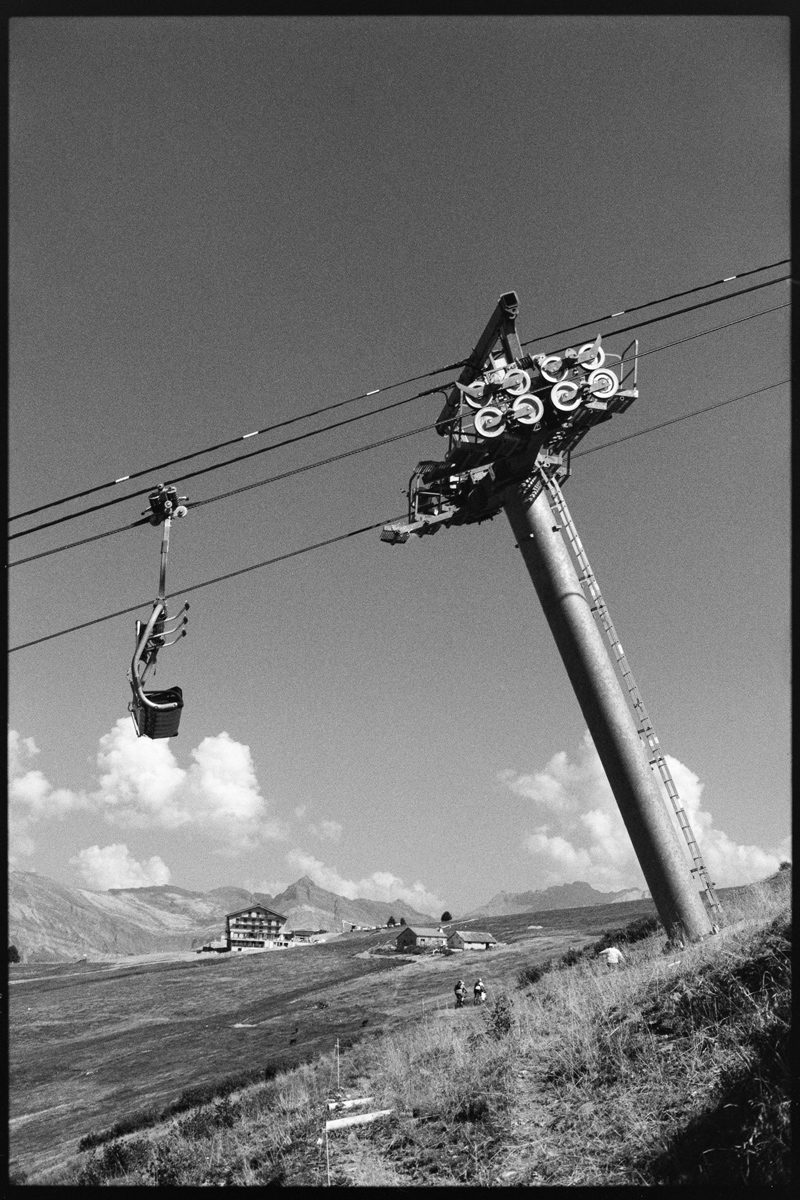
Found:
<box><xmin>597</xmin><ymin>945</ymin><xmax>626</xmax><ymax>970</ymax></box>
<box><xmin>473</xmin><ymin>977</ymin><xmax>486</xmax><ymax>1005</ymax></box>
<box><xmin>454</xmin><ymin>979</ymin><xmax>467</xmax><ymax>1008</ymax></box>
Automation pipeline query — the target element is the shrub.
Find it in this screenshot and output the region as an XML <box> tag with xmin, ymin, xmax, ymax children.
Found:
<box><xmin>593</xmin><ymin>915</ymin><xmax>661</xmax><ymax>954</ymax></box>
<box><xmin>213</xmin><ymin>1095</ymin><xmax>239</xmax><ymax>1128</ymax></box>
<box><xmin>517</xmin><ymin>958</ymin><xmax>554</xmax><ymax>987</ymax></box>
<box><xmin>178</xmin><ymin>1107</ymin><xmax>218</xmax><ymax>1140</ymax></box>
<box><xmin>484</xmin><ymin>992</ymin><xmax>514</xmax><ymax>1039</ymax></box>
<box><xmin>144</xmin><ymin>1131</ymin><xmax>201</xmax><ymax>1186</ymax></box>
<box><xmin>619</xmin><ymin>915</ymin><xmax>661</xmax><ymax>944</ymax></box>
<box><xmin>75</xmin><ymin>1138</ymin><xmax>150</xmax><ymax>1186</ymax></box>
<box><xmin>78</xmin><ymin>1130</ymin><xmax>105</xmax><ymax>1152</ymax></box>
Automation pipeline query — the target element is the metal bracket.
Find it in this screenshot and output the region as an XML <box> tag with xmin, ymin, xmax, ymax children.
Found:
<box><xmin>435</xmin><ymin>292</ymin><xmax>521</xmax><ymax>435</ymax></box>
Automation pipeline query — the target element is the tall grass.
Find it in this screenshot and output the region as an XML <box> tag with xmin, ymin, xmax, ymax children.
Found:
<box><xmin>29</xmin><ymin>872</ymin><xmax>791</xmax><ymax>1188</ymax></box>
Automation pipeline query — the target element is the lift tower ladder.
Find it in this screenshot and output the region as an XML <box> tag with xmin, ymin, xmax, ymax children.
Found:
<box><xmin>538</xmin><ymin>467</ymin><xmax>723</xmax><ymax>923</ymax></box>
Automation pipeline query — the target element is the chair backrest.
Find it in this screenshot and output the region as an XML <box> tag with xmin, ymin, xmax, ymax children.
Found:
<box><xmin>131</xmin><ymin>687</ymin><xmax>184</xmax><ymax>739</ymax></box>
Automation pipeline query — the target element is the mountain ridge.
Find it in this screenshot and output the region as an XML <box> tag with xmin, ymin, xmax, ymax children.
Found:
<box><xmin>461</xmin><ymin>879</ymin><xmax>649</xmax><ymax>918</ymax></box>
<box><xmin>7</xmin><ymin>870</ymin><xmax>438</xmax><ymax>962</ymax></box>
<box><xmin>8</xmin><ymin>870</ymin><xmax>649</xmax><ymax>962</ymax></box>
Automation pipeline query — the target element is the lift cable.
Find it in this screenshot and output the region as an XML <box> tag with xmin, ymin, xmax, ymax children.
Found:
<box><xmin>8</xmin><ymin>419</ymin><xmax>444</xmax><ymax>567</ymax></box>
<box><xmin>8</xmin><ymin>364</ymin><xmax>465</xmax><ymax>524</ymax></box>
<box><xmin>627</xmin><ymin>301</ymin><xmax>788</xmax><ymax>367</ymax></box>
<box><xmin>522</xmin><ymin>273</ymin><xmax>790</xmax><ymax>353</ymax></box>
<box><xmin>8</xmin><ymin>382</ymin><xmax>450</xmax><ymax>540</ymax></box>
<box><xmin>7</xmin><ymin>303</ymin><xmax>789</xmax><ymax>568</ymax></box>
<box><xmin>9</xmin><ymin>260</ymin><xmax>789</xmax><ymax>525</ymax></box>
<box><xmin>8</xmin><ymin>376</ymin><xmax>789</xmax><ymax>650</ymax></box>
<box><xmin>573</xmin><ymin>379</ymin><xmax>788</xmax><ymax>461</ymax></box>
<box><xmin>518</xmin><ymin>257</ymin><xmax>789</xmax><ymax>348</ymax></box>
<box><xmin>8</xmin><ymin>519</ymin><xmax>397</xmax><ymax>653</ymax></box>
<box><xmin>9</xmin><ymin>290</ymin><xmax>789</xmax><ymax>543</ymax></box>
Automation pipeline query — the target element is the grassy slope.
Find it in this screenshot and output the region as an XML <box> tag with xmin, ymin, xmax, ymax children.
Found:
<box><xmin>9</xmin><ymin>898</ymin><xmax>655</xmax><ymax>1178</ymax></box>
<box><xmin>16</xmin><ymin>872</ymin><xmax>791</xmax><ymax>1188</ymax></box>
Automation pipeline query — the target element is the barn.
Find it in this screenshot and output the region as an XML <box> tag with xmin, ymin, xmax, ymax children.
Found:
<box><xmin>447</xmin><ymin>929</ymin><xmax>497</xmax><ymax>951</ymax></box>
<box><xmin>395</xmin><ymin>925</ymin><xmax>447</xmax><ymax>953</ymax></box>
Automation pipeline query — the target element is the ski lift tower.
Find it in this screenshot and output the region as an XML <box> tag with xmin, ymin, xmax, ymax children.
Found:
<box><xmin>381</xmin><ymin>292</ymin><xmax>721</xmax><ymax>943</ymax></box>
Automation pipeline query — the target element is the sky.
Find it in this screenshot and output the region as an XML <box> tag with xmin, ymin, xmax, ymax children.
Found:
<box><xmin>7</xmin><ymin>15</ymin><xmax>791</xmax><ymax>917</ymax></box>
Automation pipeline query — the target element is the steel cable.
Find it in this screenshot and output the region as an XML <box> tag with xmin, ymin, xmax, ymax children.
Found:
<box><xmin>8</xmin><ymin>377</ymin><xmax>788</xmax><ymax>652</ymax></box>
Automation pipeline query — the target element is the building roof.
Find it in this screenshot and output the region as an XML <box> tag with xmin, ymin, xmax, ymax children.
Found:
<box><xmin>397</xmin><ymin>926</ymin><xmax>446</xmax><ymax>938</ymax></box>
<box><xmin>449</xmin><ymin>929</ymin><xmax>496</xmax><ymax>942</ymax></box>
<box><xmin>226</xmin><ymin>904</ymin><xmax>287</xmax><ymax>921</ymax></box>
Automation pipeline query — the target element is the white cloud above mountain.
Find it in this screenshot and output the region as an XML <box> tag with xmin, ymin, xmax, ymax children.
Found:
<box><xmin>657</xmin><ymin>756</ymin><xmax>790</xmax><ymax>888</ymax></box>
<box><xmin>71</xmin><ymin>843</ymin><xmax>172</xmax><ymax>889</ymax></box>
<box><xmin>309</xmin><ymin>818</ymin><xmax>343</xmax><ymax>843</ymax></box>
<box><xmin>285</xmin><ymin>848</ymin><xmax>443</xmax><ymax>915</ymax></box>
<box><xmin>94</xmin><ymin>721</ymin><xmax>190</xmax><ymax>830</ymax></box>
<box><xmin>93</xmin><ymin>721</ymin><xmax>285</xmax><ymax>850</ymax></box>
<box><xmin>8</xmin><ymin>721</ymin><xmax>285</xmax><ymax>868</ymax></box>
<box><xmin>8</xmin><ymin>730</ymin><xmax>89</xmax><ymax>864</ymax></box>
<box><xmin>500</xmin><ymin>730</ymin><xmax>788</xmax><ymax>890</ymax></box>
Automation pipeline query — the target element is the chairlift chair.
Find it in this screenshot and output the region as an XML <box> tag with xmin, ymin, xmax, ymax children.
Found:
<box><xmin>127</xmin><ymin>483</ymin><xmax>189</xmax><ymax>739</ymax></box>
<box><xmin>128</xmin><ymin>599</ymin><xmax>188</xmax><ymax>738</ymax></box>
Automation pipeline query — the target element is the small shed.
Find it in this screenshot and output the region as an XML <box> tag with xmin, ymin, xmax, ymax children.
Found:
<box><xmin>447</xmin><ymin>929</ymin><xmax>497</xmax><ymax>951</ymax></box>
<box><xmin>395</xmin><ymin>925</ymin><xmax>447</xmax><ymax>952</ymax></box>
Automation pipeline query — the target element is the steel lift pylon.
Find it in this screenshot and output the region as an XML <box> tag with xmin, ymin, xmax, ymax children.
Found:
<box><xmin>540</xmin><ymin>470</ymin><xmax>721</xmax><ymax>926</ymax></box>
<box><xmin>381</xmin><ymin>292</ymin><xmax>721</xmax><ymax>942</ymax></box>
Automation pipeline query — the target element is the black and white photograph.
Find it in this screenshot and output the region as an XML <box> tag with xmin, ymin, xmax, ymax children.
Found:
<box><xmin>8</xmin><ymin>13</ymin><xmax>790</xmax><ymax>1188</ymax></box>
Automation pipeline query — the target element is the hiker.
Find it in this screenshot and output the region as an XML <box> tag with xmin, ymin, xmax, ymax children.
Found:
<box><xmin>473</xmin><ymin>977</ymin><xmax>486</xmax><ymax>1005</ymax></box>
<box><xmin>454</xmin><ymin>979</ymin><xmax>467</xmax><ymax>1008</ymax></box>
<box><xmin>597</xmin><ymin>945</ymin><xmax>625</xmax><ymax>970</ymax></box>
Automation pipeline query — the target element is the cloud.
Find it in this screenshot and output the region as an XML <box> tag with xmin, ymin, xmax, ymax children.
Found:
<box><xmin>71</xmin><ymin>843</ymin><xmax>171</xmax><ymax>890</ymax></box>
<box><xmin>8</xmin><ymin>721</ymin><xmax>286</xmax><ymax>866</ymax></box>
<box><xmin>659</xmin><ymin>756</ymin><xmax>789</xmax><ymax>889</ymax></box>
<box><xmin>285</xmin><ymin>849</ymin><xmax>443</xmax><ymax>915</ymax></box>
<box><xmin>500</xmin><ymin>730</ymin><xmax>786</xmax><ymax>891</ymax></box>
<box><xmin>498</xmin><ymin>751</ymin><xmax>581</xmax><ymax>814</ymax></box>
<box><xmin>93</xmin><ymin>719</ymin><xmax>284</xmax><ymax>850</ymax></box>
<box><xmin>8</xmin><ymin>730</ymin><xmax>89</xmax><ymax>863</ymax></box>
<box><xmin>309</xmin><ymin>818</ymin><xmax>343</xmax><ymax>843</ymax></box>
<box><xmin>186</xmin><ymin>732</ymin><xmax>284</xmax><ymax>850</ymax></box>
<box><xmin>94</xmin><ymin>720</ymin><xmax>190</xmax><ymax>829</ymax></box>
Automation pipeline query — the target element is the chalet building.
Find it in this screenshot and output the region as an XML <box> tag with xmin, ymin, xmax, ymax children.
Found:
<box><xmin>395</xmin><ymin>925</ymin><xmax>447</xmax><ymax>953</ymax></box>
<box><xmin>447</xmin><ymin>929</ymin><xmax>497</xmax><ymax>951</ymax></box>
<box><xmin>226</xmin><ymin>904</ymin><xmax>288</xmax><ymax>952</ymax></box>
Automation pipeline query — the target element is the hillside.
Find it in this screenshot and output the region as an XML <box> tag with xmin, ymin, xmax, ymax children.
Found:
<box><xmin>14</xmin><ymin>870</ymin><xmax>790</xmax><ymax>1188</ymax></box>
<box><xmin>7</xmin><ymin>871</ymin><xmax>437</xmax><ymax>962</ymax></box>
<box><xmin>7</xmin><ymin>874</ymin><xmax>270</xmax><ymax>962</ymax></box>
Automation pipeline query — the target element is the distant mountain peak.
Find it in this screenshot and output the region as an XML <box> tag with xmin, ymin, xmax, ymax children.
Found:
<box><xmin>464</xmin><ymin>880</ymin><xmax>649</xmax><ymax>918</ymax></box>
